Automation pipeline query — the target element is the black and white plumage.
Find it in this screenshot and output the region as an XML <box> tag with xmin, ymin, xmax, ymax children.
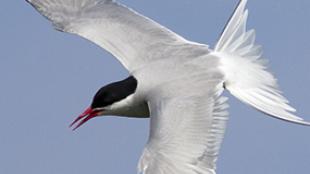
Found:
<box><xmin>26</xmin><ymin>0</ymin><xmax>310</xmax><ymax>174</ymax></box>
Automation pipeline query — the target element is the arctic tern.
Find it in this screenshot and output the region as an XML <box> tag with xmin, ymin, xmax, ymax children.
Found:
<box><xmin>27</xmin><ymin>0</ymin><xmax>310</xmax><ymax>173</ymax></box>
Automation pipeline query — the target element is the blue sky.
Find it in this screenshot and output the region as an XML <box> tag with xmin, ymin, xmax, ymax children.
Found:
<box><xmin>1</xmin><ymin>0</ymin><xmax>309</xmax><ymax>174</ymax></box>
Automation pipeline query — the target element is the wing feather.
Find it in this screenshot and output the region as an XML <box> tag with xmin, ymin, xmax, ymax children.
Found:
<box><xmin>139</xmin><ymin>72</ymin><xmax>228</xmax><ymax>174</ymax></box>
<box><xmin>26</xmin><ymin>0</ymin><xmax>195</xmax><ymax>72</ymax></box>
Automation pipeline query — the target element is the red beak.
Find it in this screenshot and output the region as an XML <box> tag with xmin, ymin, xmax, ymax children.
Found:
<box><xmin>70</xmin><ymin>107</ymin><xmax>101</xmax><ymax>131</ymax></box>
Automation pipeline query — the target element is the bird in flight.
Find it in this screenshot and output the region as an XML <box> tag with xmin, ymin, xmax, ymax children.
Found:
<box><xmin>26</xmin><ymin>0</ymin><xmax>309</xmax><ymax>173</ymax></box>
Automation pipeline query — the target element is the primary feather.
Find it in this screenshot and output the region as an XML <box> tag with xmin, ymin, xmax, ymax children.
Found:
<box><xmin>26</xmin><ymin>0</ymin><xmax>200</xmax><ymax>72</ymax></box>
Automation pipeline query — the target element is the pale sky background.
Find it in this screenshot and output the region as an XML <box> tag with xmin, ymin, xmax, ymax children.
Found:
<box><xmin>1</xmin><ymin>0</ymin><xmax>310</xmax><ymax>174</ymax></box>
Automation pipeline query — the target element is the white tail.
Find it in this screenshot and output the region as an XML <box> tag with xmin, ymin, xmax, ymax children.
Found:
<box><xmin>213</xmin><ymin>0</ymin><xmax>310</xmax><ymax>125</ymax></box>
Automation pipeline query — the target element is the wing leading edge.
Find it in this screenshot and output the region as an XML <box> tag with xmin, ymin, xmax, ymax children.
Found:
<box><xmin>27</xmin><ymin>0</ymin><xmax>196</xmax><ymax>72</ymax></box>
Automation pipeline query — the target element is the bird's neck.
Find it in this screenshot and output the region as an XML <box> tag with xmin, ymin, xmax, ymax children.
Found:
<box><xmin>103</xmin><ymin>94</ymin><xmax>150</xmax><ymax>118</ymax></box>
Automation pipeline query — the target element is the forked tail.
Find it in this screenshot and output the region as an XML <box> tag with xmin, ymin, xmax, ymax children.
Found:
<box><xmin>212</xmin><ymin>0</ymin><xmax>310</xmax><ymax>125</ymax></box>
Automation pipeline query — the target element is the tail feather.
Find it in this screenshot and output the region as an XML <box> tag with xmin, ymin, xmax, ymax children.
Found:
<box><xmin>213</xmin><ymin>0</ymin><xmax>310</xmax><ymax>125</ymax></box>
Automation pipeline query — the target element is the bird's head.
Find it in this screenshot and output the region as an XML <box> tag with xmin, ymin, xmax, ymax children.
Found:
<box><xmin>69</xmin><ymin>76</ymin><xmax>143</xmax><ymax>130</ymax></box>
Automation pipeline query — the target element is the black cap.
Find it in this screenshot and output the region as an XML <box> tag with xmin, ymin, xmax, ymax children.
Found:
<box><xmin>91</xmin><ymin>76</ymin><xmax>138</xmax><ymax>109</ymax></box>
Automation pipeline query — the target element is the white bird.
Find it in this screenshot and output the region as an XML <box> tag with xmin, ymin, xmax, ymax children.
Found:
<box><xmin>27</xmin><ymin>0</ymin><xmax>310</xmax><ymax>173</ymax></box>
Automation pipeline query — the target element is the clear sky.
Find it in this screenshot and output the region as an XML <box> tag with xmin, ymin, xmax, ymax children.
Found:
<box><xmin>1</xmin><ymin>0</ymin><xmax>310</xmax><ymax>174</ymax></box>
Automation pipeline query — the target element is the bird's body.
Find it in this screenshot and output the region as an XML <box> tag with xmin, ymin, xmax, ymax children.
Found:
<box><xmin>27</xmin><ymin>0</ymin><xmax>309</xmax><ymax>173</ymax></box>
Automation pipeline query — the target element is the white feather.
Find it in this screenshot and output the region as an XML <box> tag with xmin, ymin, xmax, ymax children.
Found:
<box><xmin>213</xmin><ymin>0</ymin><xmax>310</xmax><ymax>125</ymax></box>
<box><xmin>138</xmin><ymin>74</ymin><xmax>228</xmax><ymax>174</ymax></box>
<box><xmin>27</xmin><ymin>1</ymin><xmax>310</xmax><ymax>174</ymax></box>
<box><xmin>26</xmin><ymin>0</ymin><xmax>200</xmax><ymax>72</ymax></box>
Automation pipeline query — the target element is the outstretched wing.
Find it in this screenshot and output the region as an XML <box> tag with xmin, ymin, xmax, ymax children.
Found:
<box><xmin>26</xmin><ymin>0</ymin><xmax>197</xmax><ymax>72</ymax></box>
<box><xmin>138</xmin><ymin>68</ymin><xmax>228</xmax><ymax>174</ymax></box>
